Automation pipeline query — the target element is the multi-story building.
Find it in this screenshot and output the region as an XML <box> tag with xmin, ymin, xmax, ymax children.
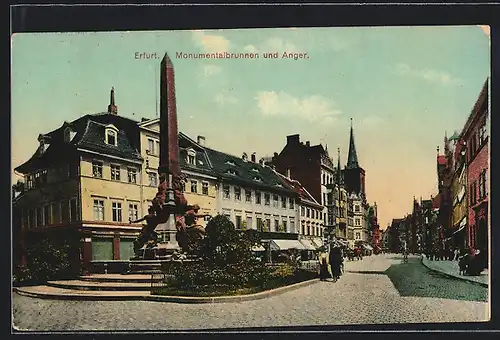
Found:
<box><xmin>271</xmin><ymin>134</ymin><xmax>335</xmax><ymax>241</ymax></box>
<box><xmin>201</xmin><ymin>147</ymin><xmax>298</xmax><ymax>234</ymax></box>
<box><xmin>389</xmin><ymin>218</ymin><xmax>403</xmax><ymax>252</ymax></box>
<box><xmin>463</xmin><ymin>78</ymin><xmax>489</xmax><ymax>267</ymax></box>
<box><xmin>139</xmin><ymin>118</ymin><xmax>218</xmax><ymax>226</ymax></box>
<box><xmin>329</xmin><ymin>148</ymin><xmax>348</xmax><ymax>243</ymax></box>
<box><xmin>276</xmin><ymin>173</ymin><xmax>324</xmax><ymax>248</ymax></box>
<box><xmin>450</xmin><ymin>131</ymin><xmax>468</xmax><ymax>249</ymax></box>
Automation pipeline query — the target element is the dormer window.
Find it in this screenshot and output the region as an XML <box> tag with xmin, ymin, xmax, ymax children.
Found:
<box><xmin>227</xmin><ymin>169</ymin><xmax>237</xmax><ymax>175</ymax></box>
<box><xmin>253</xmin><ymin>176</ymin><xmax>262</xmax><ymax>182</ymax></box>
<box><xmin>252</xmin><ymin>168</ymin><xmax>260</xmax><ymax>173</ymax></box>
<box><xmin>64</xmin><ymin>127</ymin><xmax>77</xmax><ymax>143</ymax></box>
<box><xmin>105</xmin><ymin>125</ymin><xmax>118</xmax><ymax>146</ymax></box>
<box><xmin>225</xmin><ymin>160</ymin><xmax>236</xmax><ymax>166</ymax></box>
<box><xmin>275</xmin><ymin>183</ymin><xmax>283</xmax><ymax>187</ymax></box>
<box><xmin>186</xmin><ymin>148</ymin><xmax>196</xmax><ymax>165</ymax></box>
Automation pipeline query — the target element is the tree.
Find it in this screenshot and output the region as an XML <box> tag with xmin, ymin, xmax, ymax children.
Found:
<box><xmin>12</xmin><ymin>180</ymin><xmax>25</xmax><ymax>200</ymax></box>
<box><xmin>169</xmin><ymin>215</ymin><xmax>270</xmax><ymax>289</ymax></box>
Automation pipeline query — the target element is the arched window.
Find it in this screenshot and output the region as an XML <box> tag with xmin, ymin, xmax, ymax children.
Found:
<box><xmin>105</xmin><ymin>127</ymin><xmax>118</xmax><ymax>146</ymax></box>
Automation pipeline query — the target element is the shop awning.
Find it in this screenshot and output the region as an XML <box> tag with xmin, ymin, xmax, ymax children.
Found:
<box><xmin>270</xmin><ymin>239</ymin><xmax>306</xmax><ymax>251</ymax></box>
<box><xmin>251</xmin><ymin>245</ymin><xmax>266</xmax><ymax>252</ymax></box>
<box><xmin>453</xmin><ymin>217</ymin><xmax>467</xmax><ymax>235</ymax></box>
<box><xmin>299</xmin><ymin>239</ymin><xmax>317</xmax><ymax>250</ymax></box>
<box><xmin>363</xmin><ymin>244</ymin><xmax>373</xmax><ymax>251</ymax></box>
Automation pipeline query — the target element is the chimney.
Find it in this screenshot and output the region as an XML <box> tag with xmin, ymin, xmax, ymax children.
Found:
<box><xmin>286</xmin><ymin>168</ymin><xmax>291</xmax><ymax>178</ymax></box>
<box><xmin>197</xmin><ymin>135</ymin><xmax>206</xmax><ymax>146</ymax></box>
<box><xmin>242</xmin><ymin>152</ymin><xmax>248</xmax><ymax>161</ymax></box>
<box><xmin>251</xmin><ymin>152</ymin><xmax>256</xmax><ymax>163</ymax></box>
<box><xmin>286</xmin><ymin>134</ymin><xmax>300</xmax><ymax>145</ymax></box>
<box><xmin>306</xmin><ymin>141</ymin><xmax>310</xmax><ymax>147</ymax></box>
<box><xmin>107</xmin><ymin>87</ymin><xmax>118</xmax><ymax>115</ymax></box>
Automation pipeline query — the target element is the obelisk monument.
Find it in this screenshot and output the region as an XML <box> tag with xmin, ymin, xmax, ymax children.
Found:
<box><xmin>154</xmin><ymin>53</ymin><xmax>181</xmax><ymax>252</ymax></box>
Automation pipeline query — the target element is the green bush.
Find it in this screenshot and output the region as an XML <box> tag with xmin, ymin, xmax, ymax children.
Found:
<box><xmin>166</xmin><ymin>215</ymin><xmax>272</xmax><ymax>290</ymax></box>
<box><xmin>14</xmin><ymin>238</ymin><xmax>79</xmax><ymax>285</ymax></box>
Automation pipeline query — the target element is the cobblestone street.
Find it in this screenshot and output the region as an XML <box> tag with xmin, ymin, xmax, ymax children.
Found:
<box><xmin>12</xmin><ymin>254</ymin><xmax>489</xmax><ymax>331</ymax></box>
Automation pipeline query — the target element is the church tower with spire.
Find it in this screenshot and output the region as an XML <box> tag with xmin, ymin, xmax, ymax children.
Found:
<box><xmin>343</xmin><ymin>118</ymin><xmax>366</xmax><ymax>198</ymax></box>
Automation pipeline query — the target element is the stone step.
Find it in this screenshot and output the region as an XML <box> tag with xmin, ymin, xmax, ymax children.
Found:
<box><xmin>14</xmin><ymin>285</ymin><xmax>149</xmax><ymax>300</ymax></box>
<box><xmin>80</xmin><ymin>274</ymin><xmax>152</xmax><ymax>283</ymax></box>
<box><xmin>47</xmin><ymin>280</ymin><xmax>154</xmax><ymax>291</ymax></box>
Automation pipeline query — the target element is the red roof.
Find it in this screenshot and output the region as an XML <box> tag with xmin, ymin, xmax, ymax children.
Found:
<box><xmin>432</xmin><ymin>194</ymin><xmax>441</xmax><ymax>209</ymax></box>
<box><xmin>276</xmin><ymin>172</ymin><xmax>320</xmax><ymax>205</ymax></box>
<box><xmin>437</xmin><ymin>155</ymin><xmax>447</xmax><ymax>166</ymax></box>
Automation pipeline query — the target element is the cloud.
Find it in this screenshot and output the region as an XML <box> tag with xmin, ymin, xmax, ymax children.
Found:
<box><xmin>202</xmin><ymin>64</ymin><xmax>221</xmax><ymax>78</ymax></box>
<box><xmin>214</xmin><ymin>91</ymin><xmax>238</xmax><ymax>106</ymax></box>
<box><xmin>192</xmin><ymin>31</ymin><xmax>230</xmax><ymax>53</ymax></box>
<box><xmin>395</xmin><ymin>63</ymin><xmax>462</xmax><ymax>86</ymax></box>
<box><xmin>255</xmin><ymin>91</ymin><xmax>341</xmax><ymax>123</ymax></box>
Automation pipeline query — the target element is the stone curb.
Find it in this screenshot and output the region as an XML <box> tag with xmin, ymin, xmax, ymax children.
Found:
<box><xmin>420</xmin><ymin>257</ymin><xmax>488</xmax><ymax>288</ymax></box>
<box><xmin>14</xmin><ymin>278</ymin><xmax>320</xmax><ymax>303</ymax></box>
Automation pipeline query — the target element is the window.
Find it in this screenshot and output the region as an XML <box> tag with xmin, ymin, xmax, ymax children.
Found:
<box><xmin>111</xmin><ymin>164</ymin><xmax>121</xmax><ymax>181</ymax></box>
<box><xmin>323</xmin><ymin>193</ymin><xmax>326</xmax><ymax>205</ymax></box>
<box><xmin>181</xmin><ymin>180</ymin><xmax>186</xmax><ymax>192</ymax></box>
<box><xmin>355</xmin><ymin>232</ymin><xmax>360</xmax><ymax>240</ymax></box>
<box><xmin>264</xmin><ymin>193</ymin><xmax>271</xmax><ymax>206</ymax></box>
<box><xmin>106</xmin><ymin>129</ymin><xmax>117</xmax><ymax>146</ymax></box>
<box><xmin>253</xmin><ymin>176</ymin><xmax>261</xmax><ymax>182</ymax></box>
<box><xmin>307</xmin><ymin>208</ymin><xmax>310</xmax><ymax>218</ymax></box>
<box><xmin>148</xmin><ymin>172</ymin><xmax>158</xmax><ymax>187</ymax></box>
<box><xmin>227</xmin><ymin>169</ymin><xmax>237</xmax><ymax>175</ymax></box>
<box><xmin>127</xmin><ymin>168</ymin><xmax>137</xmax><ymax>183</ymax></box>
<box><xmin>245</xmin><ymin>189</ymin><xmax>252</xmax><ymax>202</ymax></box>
<box><xmin>93</xmin><ymin>200</ymin><xmax>104</xmax><ymax>221</ymax></box>
<box><xmin>273</xmin><ymin>195</ymin><xmax>279</xmax><ymax>207</ymax></box>
<box><xmin>470</xmin><ymin>133</ymin><xmax>477</xmax><ymax>160</ymax></box>
<box><xmin>43</xmin><ymin>205</ymin><xmax>50</xmax><ymax>225</ymax></box>
<box><xmin>60</xmin><ymin>200</ymin><xmax>69</xmax><ymax>223</ymax></box>
<box><xmin>479</xmin><ymin>122</ymin><xmax>487</xmax><ymax>145</ymax></box>
<box><xmin>92</xmin><ymin>161</ymin><xmax>103</xmax><ymax>178</ymax></box>
<box><xmin>322</xmin><ymin>174</ymin><xmax>326</xmax><ymax>185</ymax></box>
<box><xmin>70</xmin><ymin>198</ymin><xmax>78</xmax><ymax>222</ymax></box>
<box><xmin>223</xmin><ymin>185</ymin><xmax>230</xmax><ymax>199</ymax></box>
<box><xmin>52</xmin><ymin>202</ymin><xmax>60</xmax><ymax>224</ymax></box>
<box><xmin>257</xmin><ymin>218</ymin><xmax>263</xmax><ymax>232</ymax></box>
<box><xmin>255</xmin><ymin>191</ymin><xmax>262</xmax><ymax>204</ymax></box>
<box><xmin>275</xmin><ymin>219</ymin><xmax>279</xmax><ymax>232</ymax></box>
<box><xmin>234</xmin><ymin>187</ymin><xmax>241</xmax><ymax>200</ymax></box>
<box><xmin>34</xmin><ymin>172</ymin><xmax>41</xmax><ymax>187</ymax></box>
<box><xmin>301</xmin><ymin>207</ymin><xmax>305</xmax><ymax>216</ymax></box>
<box><xmin>281</xmin><ymin>196</ymin><xmax>286</xmax><ymax>208</ymax></box>
<box><xmin>289</xmin><ymin>198</ymin><xmax>294</xmax><ymax>209</ymax></box>
<box><xmin>246</xmin><ymin>216</ymin><xmax>252</xmax><ymax>229</ymax></box>
<box><xmin>266</xmin><ymin>219</ymin><xmax>271</xmax><ymax>231</ymax></box>
<box><xmin>235</xmin><ymin>216</ymin><xmax>242</xmax><ymax>229</ymax></box>
<box><xmin>112</xmin><ymin>202</ymin><xmax>122</xmax><ymax>222</ymax></box>
<box><xmin>290</xmin><ymin>220</ymin><xmax>294</xmax><ymax>233</ymax></box>
<box><xmin>64</xmin><ymin>127</ymin><xmax>71</xmax><ymax>143</ymax></box>
<box><xmin>355</xmin><ymin>218</ymin><xmax>361</xmax><ymax>226</ymax></box>
<box><xmin>26</xmin><ymin>175</ymin><xmax>33</xmax><ymax>189</ymax></box>
<box><xmin>129</xmin><ymin>203</ymin><xmax>138</xmax><ymax>221</ymax></box>
<box><xmin>470</xmin><ymin>182</ymin><xmax>476</xmax><ymax>205</ymax></box>
<box><xmin>307</xmin><ymin>225</ymin><xmax>311</xmax><ymax>235</ymax></box>
<box><xmin>188</xmin><ymin>155</ymin><xmax>195</xmax><ymax>165</ymax></box>
<box><xmin>301</xmin><ymin>224</ymin><xmax>305</xmax><ymax>235</ymax></box>
<box><xmin>283</xmin><ymin>220</ymin><xmax>287</xmax><ymax>233</ymax></box>
<box><xmin>355</xmin><ymin>205</ymin><xmax>360</xmax><ymax>213</ymax></box>
<box><xmin>479</xmin><ymin>170</ymin><xmax>487</xmax><ymax>199</ymax></box>
<box><xmin>202</xmin><ymin>182</ymin><xmax>209</xmax><ymax>195</ymax></box>
<box><xmin>316</xmin><ymin>226</ymin><xmax>319</xmax><ymax>236</ymax></box>
<box><xmin>191</xmin><ymin>180</ymin><xmax>198</xmax><ymax>193</ymax></box>
<box><xmin>36</xmin><ymin>207</ymin><xmax>42</xmax><ymax>227</ymax></box>
<box><xmin>41</xmin><ymin>169</ymin><xmax>48</xmax><ymax>184</ymax></box>
<box><xmin>147</xmin><ymin>138</ymin><xmax>155</xmax><ymax>155</ymax></box>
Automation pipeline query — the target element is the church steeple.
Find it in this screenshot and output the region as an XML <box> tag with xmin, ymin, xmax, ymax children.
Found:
<box><xmin>346</xmin><ymin>118</ymin><xmax>359</xmax><ymax>169</ymax></box>
<box><xmin>108</xmin><ymin>87</ymin><xmax>118</xmax><ymax>115</ymax></box>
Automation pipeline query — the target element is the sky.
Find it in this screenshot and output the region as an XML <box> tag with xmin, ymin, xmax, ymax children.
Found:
<box><xmin>11</xmin><ymin>26</ymin><xmax>490</xmax><ymax>230</ymax></box>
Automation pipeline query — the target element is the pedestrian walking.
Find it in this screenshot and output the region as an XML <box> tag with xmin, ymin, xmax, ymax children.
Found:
<box><xmin>329</xmin><ymin>246</ymin><xmax>342</xmax><ymax>282</ymax></box>
<box><xmin>318</xmin><ymin>247</ymin><xmax>331</xmax><ymax>281</ymax></box>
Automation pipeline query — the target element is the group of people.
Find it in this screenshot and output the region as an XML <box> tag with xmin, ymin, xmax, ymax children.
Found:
<box><xmin>318</xmin><ymin>245</ymin><xmax>345</xmax><ymax>282</ymax></box>
<box><xmin>425</xmin><ymin>246</ymin><xmax>486</xmax><ymax>276</ymax></box>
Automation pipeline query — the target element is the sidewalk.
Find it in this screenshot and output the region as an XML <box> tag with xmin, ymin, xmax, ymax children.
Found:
<box><xmin>421</xmin><ymin>255</ymin><xmax>488</xmax><ymax>287</ymax></box>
